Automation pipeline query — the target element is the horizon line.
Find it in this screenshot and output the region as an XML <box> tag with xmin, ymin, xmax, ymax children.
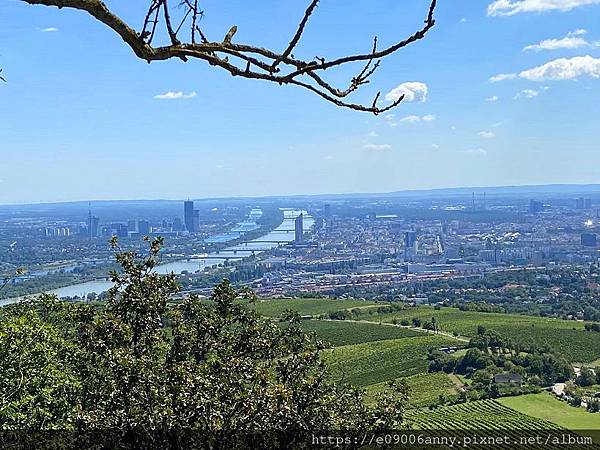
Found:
<box><xmin>3</xmin><ymin>182</ymin><xmax>600</xmax><ymax>207</ymax></box>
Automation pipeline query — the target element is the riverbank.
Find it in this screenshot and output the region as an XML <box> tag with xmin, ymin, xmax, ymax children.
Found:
<box><xmin>1</xmin><ymin>208</ymin><xmax>312</xmax><ymax>305</ymax></box>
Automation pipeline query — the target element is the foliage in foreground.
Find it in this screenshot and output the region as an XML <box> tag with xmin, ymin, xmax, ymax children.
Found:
<box><xmin>0</xmin><ymin>238</ymin><xmax>409</xmax><ymax>446</ymax></box>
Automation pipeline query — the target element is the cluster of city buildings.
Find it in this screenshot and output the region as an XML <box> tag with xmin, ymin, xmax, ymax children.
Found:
<box><xmin>240</xmin><ymin>197</ymin><xmax>600</xmax><ymax>296</ymax></box>
<box><xmin>45</xmin><ymin>201</ymin><xmax>200</xmax><ymax>239</ymax></box>
<box><xmin>3</xmin><ymin>193</ymin><xmax>600</xmax><ymax>300</ymax></box>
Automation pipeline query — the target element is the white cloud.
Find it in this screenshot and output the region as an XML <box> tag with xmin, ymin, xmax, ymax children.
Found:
<box><xmin>519</xmin><ymin>55</ymin><xmax>600</xmax><ymax>81</ymax></box>
<box><xmin>40</xmin><ymin>27</ymin><xmax>59</xmax><ymax>32</ymax></box>
<box><xmin>488</xmin><ymin>0</ymin><xmax>600</xmax><ymax>16</ymax></box>
<box><xmin>524</xmin><ymin>29</ymin><xmax>596</xmax><ymax>51</ymax></box>
<box><xmin>398</xmin><ymin>114</ymin><xmax>436</xmax><ymax>124</ymax></box>
<box><xmin>385</xmin><ymin>114</ymin><xmax>398</xmax><ymax>127</ymax></box>
<box><xmin>400</xmin><ymin>115</ymin><xmax>421</xmax><ymax>123</ymax></box>
<box><xmin>460</xmin><ymin>17</ymin><xmax>468</xmax><ymax>23</ymax></box>
<box><xmin>385</xmin><ymin>82</ymin><xmax>428</xmax><ymax>103</ymax></box>
<box><xmin>489</xmin><ymin>73</ymin><xmax>517</xmax><ymax>82</ymax></box>
<box><xmin>367</xmin><ymin>131</ymin><xmax>379</xmax><ymax>137</ymax></box>
<box><xmin>431</xmin><ymin>144</ymin><xmax>440</xmax><ymax>149</ymax></box>
<box><xmin>514</xmin><ymin>88</ymin><xmax>540</xmax><ymax>99</ymax></box>
<box><xmin>478</xmin><ymin>131</ymin><xmax>496</xmax><ymax>138</ymax></box>
<box><xmin>491</xmin><ymin>56</ymin><xmax>600</xmax><ymax>83</ymax></box>
<box><xmin>462</xmin><ymin>148</ymin><xmax>488</xmax><ymax>155</ymax></box>
<box><xmin>486</xmin><ymin>95</ymin><xmax>499</xmax><ymax>102</ymax></box>
<box><xmin>154</xmin><ymin>91</ymin><xmax>197</xmax><ymax>100</ymax></box>
<box><xmin>364</xmin><ymin>143</ymin><xmax>392</xmax><ymax>151</ymax></box>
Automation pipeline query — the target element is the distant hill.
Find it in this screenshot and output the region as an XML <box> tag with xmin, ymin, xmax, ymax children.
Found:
<box><xmin>2</xmin><ymin>184</ymin><xmax>600</xmax><ymax>211</ymax></box>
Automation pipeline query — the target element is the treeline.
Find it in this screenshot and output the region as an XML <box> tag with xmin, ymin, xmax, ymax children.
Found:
<box><xmin>428</xmin><ymin>327</ymin><xmax>574</xmax><ymax>403</ymax></box>
<box><xmin>425</xmin><ymin>266</ymin><xmax>600</xmax><ymax>322</ymax></box>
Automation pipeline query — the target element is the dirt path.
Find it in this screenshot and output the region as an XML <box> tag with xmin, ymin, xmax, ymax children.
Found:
<box><xmin>448</xmin><ymin>374</ymin><xmax>467</xmax><ymax>392</ymax></box>
<box><xmin>323</xmin><ymin>318</ymin><xmax>470</xmax><ymax>343</ymax></box>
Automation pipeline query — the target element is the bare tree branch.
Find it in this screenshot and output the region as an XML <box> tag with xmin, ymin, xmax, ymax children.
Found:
<box><xmin>19</xmin><ymin>0</ymin><xmax>437</xmax><ymax>114</ymax></box>
<box><xmin>270</xmin><ymin>0</ymin><xmax>319</xmax><ymax>71</ymax></box>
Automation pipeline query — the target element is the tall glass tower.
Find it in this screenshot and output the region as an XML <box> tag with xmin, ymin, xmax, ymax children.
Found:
<box><xmin>184</xmin><ymin>200</ymin><xmax>195</xmax><ymax>233</ymax></box>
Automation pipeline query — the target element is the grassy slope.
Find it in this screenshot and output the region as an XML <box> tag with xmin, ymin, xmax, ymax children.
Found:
<box><xmin>253</xmin><ymin>298</ymin><xmax>384</xmax><ymax>318</ymax></box>
<box><xmin>499</xmin><ymin>392</ymin><xmax>600</xmax><ymax>430</ymax></box>
<box><xmin>368</xmin><ymin>372</ymin><xmax>458</xmax><ymax>408</ymax></box>
<box><xmin>323</xmin><ymin>335</ymin><xmax>459</xmax><ymax>387</ymax></box>
<box><xmin>369</xmin><ymin>306</ymin><xmax>600</xmax><ymax>363</ymax></box>
<box><xmin>299</xmin><ymin>320</ymin><xmax>419</xmax><ymax>347</ymax></box>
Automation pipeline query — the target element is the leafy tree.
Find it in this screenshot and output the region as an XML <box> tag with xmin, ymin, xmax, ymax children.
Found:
<box><xmin>576</xmin><ymin>368</ymin><xmax>597</xmax><ymax>387</ymax></box>
<box><xmin>0</xmin><ymin>238</ymin><xmax>410</xmax><ymax>446</ymax></box>
<box><xmin>588</xmin><ymin>399</ymin><xmax>600</xmax><ymax>413</ymax></box>
<box><xmin>428</xmin><ymin>350</ymin><xmax>456</xmax><ymax>374</ymax></box>
<box><xmin>568</xmin><ymin>395</ymin><xmax>582</xmax><ymax>407</ymax></box>
<box><xmin>471</xmin><ymin>369</ymin><xmax>493</xmax><ymax>387</ymax></box>
<box><xmin>455</xmin><ymin>349</ymin><xmax>493</xmax><ymax>374</ymax></box>
<box><xmin>0</xmin><ymin>310</ymin><xmax>83</xmax><ymax>429</ymax></box>
<box><xmin>489</xmin><ymin>383</ymin><xmax>500</xmax><ymax>399</ymax></box>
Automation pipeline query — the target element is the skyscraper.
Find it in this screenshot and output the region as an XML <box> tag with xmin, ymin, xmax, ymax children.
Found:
<box><xmin>87</xmin><ymin>203</ymin><xmax>99</xmax><ymax>238</ymax></box>
<box><xmin>193</xmin><ymin>210</ymin><xmax>200</xmax><ymax>232</ymax></box>
<box><xmin>529</xmin><ymin>200</ymin><xmax>543</xmax><ymax>214</ymax></box>
<box><xmin>172</xmin><ymin>217</ymin><xmax>185</xmax><ymax>232</ymax></box>
<box><xmin>116</xmin><ymin>224</ymin><xmax>129</xmax><ymax>238</ymax></box>
<box><xmin>404</xmin><ymin>231</ymin><xmax>417</xmax><ymax>249</ymax></box>
<box><xmin>138</xmin><ymin>220</ymin><xmax>150</xmax><ymax>235</ymax></box>
<box><xmin>295</xmin><ymin>213</ymin><xmax>304</xmax><ymax>242</ymax></box>
<box><xmin>184</xmin><ymin>200</ymin><xmax>196</xmax><ymax>233</ymax></box>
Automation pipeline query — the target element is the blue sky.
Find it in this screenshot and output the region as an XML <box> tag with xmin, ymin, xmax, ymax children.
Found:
<box><xmin>1</xmin><ymin>0</ymin><xmax>599</xmax><ymax>204</ymax></box>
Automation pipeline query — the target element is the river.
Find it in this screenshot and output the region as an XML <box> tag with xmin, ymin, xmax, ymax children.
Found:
<box><xmin>1</xmin><ymin>208</ymin><xmax>312</xmax><ymax>304</ymax></box>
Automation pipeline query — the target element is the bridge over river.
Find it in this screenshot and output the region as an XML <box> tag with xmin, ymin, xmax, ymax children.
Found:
<box><xmin>1</xmin><ymin>209</ymin><xmax>313</xmax><ymax>303</ymax></box>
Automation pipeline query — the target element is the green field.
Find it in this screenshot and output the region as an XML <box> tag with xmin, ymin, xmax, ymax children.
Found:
<box><xmin>253</xmin><ymin>298</ymin><xmax>383</xmax><ymax>318</ymax></box>
<box><xmin>324</xmin><ymin>335</ymin><xmax>458</xmax><ymax>387</ymax></box>
<box><xmin>255</xmin><ymin>298</ymin><xmax>600</xmax><ymax>432</ymax></box>
<box><xmin>499</xmin><ymin>393</ymin><xmax>600</xmax><ymax>430</ymax></box>
<box><xmin>365</xmin><ymin>305</ymin><xmax>600</xmax><ymax>362</ymax></box>
<box><xmin>299</xmin><ymin>320</ymin><xmax>419</xmax><ymax>347</ymax></box>
<box><xmin>368</xmin><ymin>372</ymin><xmax>459</xmax><ymax>408</ymax></box>
<box><xmin>408</xmin><ymin>398</ymin><xmax>562</xmax><ymax>431</ymax></box>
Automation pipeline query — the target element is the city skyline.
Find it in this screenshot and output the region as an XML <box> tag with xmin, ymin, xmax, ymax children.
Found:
<box><xmin>2</xmin><ymin>0</ymin><xmax>600</xmax><ymax>204</ymax></box>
